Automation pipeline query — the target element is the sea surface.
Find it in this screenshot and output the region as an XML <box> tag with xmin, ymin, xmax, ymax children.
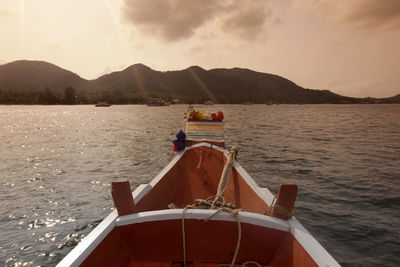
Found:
<box><xmin>0</xmin><ymin>104</ymin><xmax>399</xmax><ymax>267</ymax></box>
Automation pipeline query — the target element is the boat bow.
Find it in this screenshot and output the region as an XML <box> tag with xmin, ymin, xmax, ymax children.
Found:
<box><xmin>57</xmin><ymin>143</ymin><xmax>340</xmax><ymax>267</ymax></box>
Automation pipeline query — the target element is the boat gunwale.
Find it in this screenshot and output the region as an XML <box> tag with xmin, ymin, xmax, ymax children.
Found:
<box><xmin>288</xmin><ymin>218</ymin><xmax>340</xmax><ymax>267</ymax></box>
<box><xmin>115</xmin><ymin>209</ymin><xmax>290</xmax><ymax>232</ymax></box>
<box><xmin>56</xmin><ymin>210</ymin><xmax>118</xmax><ymax>267</ymax></box>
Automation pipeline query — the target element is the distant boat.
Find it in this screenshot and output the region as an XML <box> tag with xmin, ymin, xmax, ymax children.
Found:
<box><xmin>171</xmin><ymin>99</ymin><xmax>180</xmax><ymax>105</ymax></box>
<box><xmin>95</xmin><ymin>102</ymin><xmax>111</xmax><ymax>107</ymax></box>
<box><xmin>147</xmin><ymin>98</ymin><xmax>169</xmax><ymax>106</ymax></box>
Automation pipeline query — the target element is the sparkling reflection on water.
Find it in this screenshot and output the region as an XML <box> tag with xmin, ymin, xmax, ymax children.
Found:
<box><xmin>0</xmin><ymin>104</ymin><xmax>399</xmax><ymax>266</ymax></box>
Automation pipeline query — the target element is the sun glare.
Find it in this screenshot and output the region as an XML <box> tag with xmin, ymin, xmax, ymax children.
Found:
<box><xmin>20</xmin><ymin>0</ymin><xmax>25</xmax><ymax>45</ymax></box>
<box><xmin>102</xmin><ymin>0</ymin><xmax>130</xmax><ymax>57</ymax></box>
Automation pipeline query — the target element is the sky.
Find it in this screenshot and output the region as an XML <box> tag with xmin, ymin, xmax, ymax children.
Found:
<box><xmin>0</xmin><ymin>0</ymin><xmax>399</xmax><ymax>98</ymax></box>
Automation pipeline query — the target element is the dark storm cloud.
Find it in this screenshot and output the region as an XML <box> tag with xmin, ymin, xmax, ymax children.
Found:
<box><xmin>122</xmin><ymin>0</ymin><xmax>271</xmax><ymax>42</ymax></box>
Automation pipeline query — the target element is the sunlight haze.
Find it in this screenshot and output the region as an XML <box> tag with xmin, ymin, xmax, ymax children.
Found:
<box><xmin>0</xmin><ymin>0</ymin><xmax>399</xmax><ymax>97</ymax></box>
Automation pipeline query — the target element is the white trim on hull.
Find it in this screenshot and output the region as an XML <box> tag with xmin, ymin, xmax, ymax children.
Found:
<box><xmin>288</xmin><ymin>218</ymin><xmax>340</xmax><ymax>267</ymax></box>
<box><xmin>56</xmin><ymin>210</ymin><xmax>118</xmax><ymax>267</ymax></box>
<box><xmin>116</xmin><ymin>209</ymin><xmax>290</xmax><ymax>232</ymax></box>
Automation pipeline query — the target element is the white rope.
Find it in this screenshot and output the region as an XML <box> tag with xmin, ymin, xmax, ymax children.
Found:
<box><xmin>181</xmin><ymin>207</ymin><xmax>188</xmax><ymax>267</ymax></box>
<box><xmin>212</xmin><ymin>145</ymin><xmax>239</xmax><ymax>208</ymax></box>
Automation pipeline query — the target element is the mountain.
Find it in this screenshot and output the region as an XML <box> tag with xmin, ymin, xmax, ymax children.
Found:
<box><xmin>86</xmin><ymin>64</ymin><xmax>164</xmax><ymax>96</ymax></box>
<box><xmin>82</xmin><ymin>64</ymin><xmax>357</xmax><ymax>104</ymax></box>
<box><xmin>0</xmin><ymin>60</ymin><xmax>398</xmax><ymax>104</ymax></box>
<box><xmin>372</xmin><ymin>94</ymin><xmax>400</xmax><ymax>104</ymax></box>
<box><xmin>0</xmin><ymin>60</ymin><xmax>87</xmax><ymax>95</ymax></box>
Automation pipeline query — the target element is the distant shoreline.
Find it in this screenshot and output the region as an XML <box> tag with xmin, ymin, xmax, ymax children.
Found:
<box><xmin>2</xmin><ymin>103</ymin><xmax>400</xmax><ymax>106</ymax></box>
<box><xmin>2</xmin><ymin>61</ymin><xmax>399</xmax><ymax>105</ymax></box>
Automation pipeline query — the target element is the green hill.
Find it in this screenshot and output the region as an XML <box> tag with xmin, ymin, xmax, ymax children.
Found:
<box><xmin>81</xmin><ymin>64</ymin><xmax>358</xmax><ymax>104</ymax></box>
<box><xmin>0</xmin><ymin>60</ymin><xmax>86</xmax><ymax>95</ymax></box>
<box><xmin>0</xmin><ymin>60</ymin><xmax>398</xmax><ymax>104</ymax></box>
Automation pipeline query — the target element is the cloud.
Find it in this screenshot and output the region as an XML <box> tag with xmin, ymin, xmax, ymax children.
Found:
<box><xmin>271</xmin><ymin>17</ymin><xmax>283</xmax><ymax>27</ymax></box>
<box><xmin>218</xmin><ymin>0</ymin><xmax>270</xmax><ymax>40</ymax></box>
<box><xmin>122</xmin><ymin>0</ymin><xmax>271</xmax><ymax>42</ymax></box>
<box><xmin>294</xmin><ymin>0</ymin><xmax>400</xmax><ymax>30</ymax></box>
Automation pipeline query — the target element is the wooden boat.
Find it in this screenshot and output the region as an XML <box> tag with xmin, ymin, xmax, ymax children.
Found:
<box><xmin>95</xmin><ymin>102</ymin><xmax>111</xmax><ymax>107</ymax></box>
<box><xmin>57</xmin><ymin>140</ymin><xmax>339</xmax><ymax>266</ymax></box>
<box><xmin>147</xmin><ymin>98</ymin><xmax>170</xmax><ymax>106</ymax></box>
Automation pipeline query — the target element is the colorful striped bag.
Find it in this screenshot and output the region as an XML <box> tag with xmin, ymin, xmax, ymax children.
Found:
<box><xmin>185</xmin><ymin>121</ymin><xmax>225</xmax><ymax>147</ymax></box>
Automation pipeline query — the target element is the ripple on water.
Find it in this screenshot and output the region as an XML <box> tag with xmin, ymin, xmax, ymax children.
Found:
<box><xmin>0</xmin><ymin>105</ymin><xmax>399</xmax><ymax>266</ymax></box>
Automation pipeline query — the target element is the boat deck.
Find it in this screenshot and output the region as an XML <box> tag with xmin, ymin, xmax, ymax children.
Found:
<box><xmin>130</xmin><ymin>145</ymin><xmax>269</xmax><ymax>215</ymax></box>
<box><xmin>80</xmin><ymin>210</ymin><xmax>316</xmax><ymax>267</ymax></box>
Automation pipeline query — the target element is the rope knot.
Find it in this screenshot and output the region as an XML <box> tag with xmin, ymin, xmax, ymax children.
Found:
<box><xmin>230</xmin><ymin>209</ymin><xmax>240</xmax><ymax>217</ymax></box>
<box><xmin>265</xmin><ymin>196</ymin><xmax>294</xmax><ymax>219</ymax></box>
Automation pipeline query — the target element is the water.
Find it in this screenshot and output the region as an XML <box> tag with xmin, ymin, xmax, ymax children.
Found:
<box><xmin>0</xmin><ymin>104</ymin><xmax>399</xmax><ymax>266</ymax></box>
